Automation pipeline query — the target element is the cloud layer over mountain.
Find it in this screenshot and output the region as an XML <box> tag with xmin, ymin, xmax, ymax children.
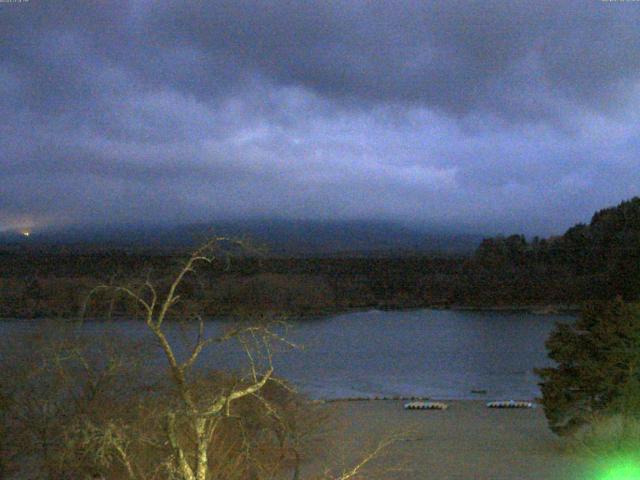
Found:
<box><xmin>2</xmin><ymin>0</ymin><xmax>639</xmax><ymax>235</ymax></box>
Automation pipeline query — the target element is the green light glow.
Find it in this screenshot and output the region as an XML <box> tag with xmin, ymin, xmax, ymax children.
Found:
<box><xmin>598</xmin><ymin>458</ymin><xmax>640</xmax><ymax>480</ymax></box>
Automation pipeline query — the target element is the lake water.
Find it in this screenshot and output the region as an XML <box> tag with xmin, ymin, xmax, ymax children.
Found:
<box><xmin>0</xmin><ymin>309</ymin><xmax>573</xmax><ymax>400</ymax></box>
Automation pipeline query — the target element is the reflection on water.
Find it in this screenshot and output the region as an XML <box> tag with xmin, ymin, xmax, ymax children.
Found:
<box><xmin>1</xmin><ymin>309</ymin><xmax>574</xmax><ymax>400</ymax></box>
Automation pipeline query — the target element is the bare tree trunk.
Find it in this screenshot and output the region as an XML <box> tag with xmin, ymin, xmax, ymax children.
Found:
<box><xmin>195</xmin><ymin>417</ymin><xmax>208</xmax><ymax>480</ymax></box>
<box><xmin>167</xmin><ymin>413</ymin><xmax>196</xmax><ymax>480</ymax></box>
<box><xmin>291</xmin><ymin>449</ymin><xmax>301</xmax><ymax>480</ymax></box>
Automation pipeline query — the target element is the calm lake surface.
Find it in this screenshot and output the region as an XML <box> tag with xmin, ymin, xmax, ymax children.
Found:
<box><xmin>1</xmin><ymin>309</ymin><xmax>573</xmax><ymax>400</ymax></box>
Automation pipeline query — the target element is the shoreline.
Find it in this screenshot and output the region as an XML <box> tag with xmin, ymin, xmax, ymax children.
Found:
<box><xmin>0</xmin><ymin>303</ymin><xmax>580</xmax><ymax>321</ymax></box>
<box><xmin>304</xmin><ymin>399</ymin><xmax>588</xmax><ymax>480</ymax></box>
<box><xmin>317</xmin><ymin>395</ymin><xmax>538</xmax><ymax>403</ymax></box>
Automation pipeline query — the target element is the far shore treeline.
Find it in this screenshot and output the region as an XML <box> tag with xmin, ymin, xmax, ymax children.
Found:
<box><xmin>1</xmin><ymin>197</ymin><xmax>638</xmax><ymax>319</ymax></box>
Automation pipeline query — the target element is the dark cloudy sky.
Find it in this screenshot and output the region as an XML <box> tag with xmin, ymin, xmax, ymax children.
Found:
<box><xmin>2</xmin><ymin>0</ymin><xmax>640</xmax><ymax>236</ymax></box>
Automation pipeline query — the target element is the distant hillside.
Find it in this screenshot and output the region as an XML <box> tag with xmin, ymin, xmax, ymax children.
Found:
<box><xmin>0</xmin><ymin>219</ymin><xmax>483</xmax><ymax>256</ymax></box>
<box><xmin>551</xmin><ymin>196</ymin><xmax>640</xmax><ymax>298</ymax></box>
<box><xmin>469</xmin><ymin>196</ymin><xmax>640</xmax><ymax>303</ymax></box>
<box><xmin>1</xmin><ymin>198</ymin><xmax>639</xmax><ymax>319</ymax></box>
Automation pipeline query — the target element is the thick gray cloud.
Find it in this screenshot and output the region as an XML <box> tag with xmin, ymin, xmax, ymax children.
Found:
<box><xmin>1</xmin><ymin>0</ymin><xmax>639</xmax><ymax>236</ymax></box>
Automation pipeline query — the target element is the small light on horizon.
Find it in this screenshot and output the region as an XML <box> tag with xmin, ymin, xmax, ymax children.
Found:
<box><xmin>22</xmin><ymin>231</ymin><xmax>30</xmax><ymax>237</ymax></box>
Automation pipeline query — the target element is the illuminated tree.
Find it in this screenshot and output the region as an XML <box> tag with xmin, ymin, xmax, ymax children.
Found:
<box><xmin>80</xmin><ymin>239</ymin><xmax>393</xmax><ymax>480</ymax></box>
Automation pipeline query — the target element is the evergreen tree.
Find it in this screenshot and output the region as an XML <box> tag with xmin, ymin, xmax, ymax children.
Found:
<box><xmin>536</xmin><ymin>298</ymin><xmax>640</xmax><ymax>435</ymax></box>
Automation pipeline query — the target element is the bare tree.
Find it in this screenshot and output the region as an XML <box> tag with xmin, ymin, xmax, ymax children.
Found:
<box><xmin>0</xmin><ymin>322</ymin><xmax>151</xmax><ymax>479</ymax></box>
<box><xmin>80</xmin><ymin>240</ymin><xmax>301</xmax><ymax>480</ymax></box>
<box><xmin>77</xmin><ymin>239</ymin><xmax>398</xmax><ymax>480</ymax></box>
